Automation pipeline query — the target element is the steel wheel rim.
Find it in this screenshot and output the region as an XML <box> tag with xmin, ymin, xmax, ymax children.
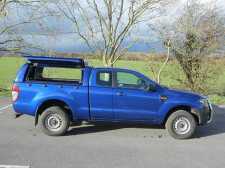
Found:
<box><xmin>45</xmin><ymin>113</ymin><xmax>63</xmax><ymax>132</ymax></box>
<box><xmin>173</xmin><ymin>116</ymin><xmax>191</xmax><ymax>135</ymax></box>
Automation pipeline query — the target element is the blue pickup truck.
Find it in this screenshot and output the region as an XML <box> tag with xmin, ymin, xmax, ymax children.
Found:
<box><xmin>12</xmin><ymin>56</ymin><xmax>213</xmax><ymax>139</ymax></box>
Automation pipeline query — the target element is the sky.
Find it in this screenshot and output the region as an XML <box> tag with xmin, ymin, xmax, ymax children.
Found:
<box><xmin>2</xmin><ymin>0</ymin><xmax>225</xmax><ymax>54</ymax></box>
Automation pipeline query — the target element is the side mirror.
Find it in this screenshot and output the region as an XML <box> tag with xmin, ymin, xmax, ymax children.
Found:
<box><xmin>148</xmin><ymin>83</ymin><xmax>156</xmax><ymax>92</ymax></box>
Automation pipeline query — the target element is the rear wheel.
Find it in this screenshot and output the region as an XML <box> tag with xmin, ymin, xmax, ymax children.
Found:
<box><xmin>166</xmin><ymin>110</ymin><xmax>197</xmax><ymax>139</ymax></box>
<box><xmin>40</xmin><ymin>106</ymin><xmax>70</xmax><ymax>136</ymax></box>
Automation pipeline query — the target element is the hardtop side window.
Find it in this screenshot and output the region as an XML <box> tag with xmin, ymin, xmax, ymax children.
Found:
<box><xmin>116</xmin><ymin>71</ymin><xmax>148</xmax><ymax>90</ymax></box>
<box><xmin>26</xmin><ymin>64</ymin><xmax>82</xmax><ymax>83</ymax></box>
<box><xmin>96</xmin><ymin>71</ymin><xmax>112</xmax><ymax>87</ymax></box>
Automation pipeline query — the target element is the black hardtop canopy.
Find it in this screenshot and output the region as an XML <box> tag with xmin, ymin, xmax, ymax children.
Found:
<box><xmin>24</xmin><ymin>55</ymin><xmax>86</xmax><ymax>68</ymax></box>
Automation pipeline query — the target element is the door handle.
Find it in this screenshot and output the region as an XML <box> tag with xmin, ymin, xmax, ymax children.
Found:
<box><xmin>116</xmin><ymin>92</ymin><xmax>124</xmax><ymax>96</ymax></box>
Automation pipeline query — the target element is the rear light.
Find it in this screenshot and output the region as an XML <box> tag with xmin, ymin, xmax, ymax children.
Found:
<box><xmin>12</xmin><ymin>84</ymin><xmax>20</xmax><ymax>102</ymax></box>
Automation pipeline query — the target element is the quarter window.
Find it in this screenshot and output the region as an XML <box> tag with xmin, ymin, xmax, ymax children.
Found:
<box><xmin>96</xmin><ymin>71</ymin><xmax>112</xmax><ymax>87</ymax></box>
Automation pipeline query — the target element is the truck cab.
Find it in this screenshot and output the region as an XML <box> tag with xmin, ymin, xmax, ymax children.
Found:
<box><xmin>12</xmin><ymin>56</ymin><xmax>213</xmax><ymax>139</ymax></box>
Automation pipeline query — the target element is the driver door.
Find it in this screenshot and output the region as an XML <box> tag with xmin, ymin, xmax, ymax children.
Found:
<box><xmin>113</xmin><ymin>70</ymin><xmax>162</xmax><ymax>122</ymax></box>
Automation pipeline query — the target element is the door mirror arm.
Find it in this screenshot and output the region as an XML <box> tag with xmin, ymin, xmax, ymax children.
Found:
<box><xmin>147</xmin><ymin>84</ymin><xmax>157</xmax><ymax>92</ymax></box>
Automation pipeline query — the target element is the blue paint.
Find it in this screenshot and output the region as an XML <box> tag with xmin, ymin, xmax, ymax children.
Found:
<box><xmin>12</xmin><ymin>56</ymin><xmax>212</xmax><ymax>126</ymax></box>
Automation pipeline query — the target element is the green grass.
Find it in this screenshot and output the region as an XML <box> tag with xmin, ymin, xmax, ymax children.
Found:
<box><xmin>0</xmin><ymin>57</ymin><xmax>25</xmax><ymax>96</ymax></box>
<box><xmin>0</xmin><ymin>56</ymin><xmax>225</xmax><ymax>105</ymax></box>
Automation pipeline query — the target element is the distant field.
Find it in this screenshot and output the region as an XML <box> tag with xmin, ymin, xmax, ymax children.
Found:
<box><xmin>0</xmin><ymin>56</ymin><xmax>225</xmax><ymax>105</ymax></box>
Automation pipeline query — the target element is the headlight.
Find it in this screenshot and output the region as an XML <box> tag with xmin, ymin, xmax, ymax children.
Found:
<box><xmin>199</xmin><ymin>98</ymin><xmax>208</xmax><ymax>106</ymax></box>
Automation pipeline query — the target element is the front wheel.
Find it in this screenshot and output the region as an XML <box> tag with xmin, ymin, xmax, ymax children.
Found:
<box><xmin>166</xmin><ymin>110</ymin><xmax>197</xmax><ymax>139</ymax></box>
<box><xmin>40</xmin><ymin>106</ymin><xmax>70</xmax><ymax>136</ymax></box>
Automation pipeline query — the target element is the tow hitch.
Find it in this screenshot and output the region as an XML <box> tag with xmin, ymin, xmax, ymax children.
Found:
<box><xmin>15</xmin><ymin>113</ymin><xmax>23</xmax><ymax>118</ymax></box>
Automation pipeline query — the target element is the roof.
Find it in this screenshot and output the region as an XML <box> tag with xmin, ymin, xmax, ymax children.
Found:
<box><xmin>24</xmin><ymin>55</ymin><xmax>85</xmax><ymax>68</ymax></box>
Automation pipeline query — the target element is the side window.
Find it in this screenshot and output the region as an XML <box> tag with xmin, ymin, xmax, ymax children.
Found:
<box><xmin>96</xmin><ymin>71</ymin><xmax>112</xmax><ymax>87</ymax></box>
<box><xmin>26</xmin><ymin>65</ymin><xmax>82</xmax><ymax>83</ymax></box>
<box><xmin>42</xmin><ymin>67</ymin><xmax>82</xmax><ymax>81</ymax></box>
<box><xmin>116</xmin><ymin>71</ymin><xmax>148</xmax><ymax>90</ymax></box>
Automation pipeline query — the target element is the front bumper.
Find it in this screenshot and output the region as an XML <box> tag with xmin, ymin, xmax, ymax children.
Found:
<box><xmin>191</xmin><ymin>100</ymin><xmax>214</xmax><ymax>125</ymax></box>
<box><xmin>206</xmin><ymin>100</ymin><xmax>214</xmax><ymax>124</ymax></box>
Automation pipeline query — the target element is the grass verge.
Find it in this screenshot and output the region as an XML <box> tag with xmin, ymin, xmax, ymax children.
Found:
<box><xmin>0</xmin><ymin>56</ymin><xmax>224</xmax><ymax>105</ymax></box>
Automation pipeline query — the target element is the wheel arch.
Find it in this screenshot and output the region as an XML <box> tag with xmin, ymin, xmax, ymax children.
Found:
<box><xmin>35</xmin><ymin>99</ymin><xmax>73</xmax><ymax>126</ymax></box>
<box><xmin>163</xmin><ymin>105</ymin><xmax>199</xmax><ymax>125</ymax></box>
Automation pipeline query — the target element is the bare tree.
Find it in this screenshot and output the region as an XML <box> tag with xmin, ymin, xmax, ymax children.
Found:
<box><xmin>0</xmin><ymin>0</ymin><xmax>49</xmax><ymax>55</ymax></box>
<box><xmin>173</xmin><ymin>0</ymin><xmax>224</xmax><ymax>92</ymax></box>
<box><xmin>49</xmin><ymin>0</ymin><xmax>170</xmax><ymax>67</ymax></box>
<box><xmin>147</xmin><ymin>23</ymin><xmax>173</xmax><ymax>84</ymax></box>
<box><xmin>156</xmin><ymin>39</ymin><xmax>171</xmax><ymax>83</ymax></box>
<box><xmin>152</xmin><ymin>0</ymin><xmax>225</xmax><ymax>92</ymax></box>
<box><xmin>0</xmin><ymin>0</ymin><xmax>20</xmax><ymax>53</ymax></box>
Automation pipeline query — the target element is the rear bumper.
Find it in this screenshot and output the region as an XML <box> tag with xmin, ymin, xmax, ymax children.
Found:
<box><xmin>12</xmin><ymin>102</ymin><xmax>35</xmax><ymax>117</ymax></box>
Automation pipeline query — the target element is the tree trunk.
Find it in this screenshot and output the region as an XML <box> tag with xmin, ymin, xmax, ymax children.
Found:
<box><xmin>157</xmin><ymin>46</ymin><xmax>170</xmax><ymax>83</ymax></box>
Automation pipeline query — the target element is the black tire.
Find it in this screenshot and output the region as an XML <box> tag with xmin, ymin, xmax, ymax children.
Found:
<box><xmin>40</xmin><ymin>106</ymin><xmax>70</xmax><ymax>136</ymax></box>
<box><xmin>166</xmin><ymin>110</ymin><xmax>197</xmax><ymax>139</ymax></box>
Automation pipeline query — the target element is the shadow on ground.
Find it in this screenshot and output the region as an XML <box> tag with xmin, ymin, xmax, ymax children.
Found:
<box><xmin>195</xmin><ymin>105</ymin><xmax>225</xmax><ymax>138</ymax></box>
<box><xmin>66</xmin><ymin>105</ymin><xmax>225</xmax><ymax>138</ymax></box>
<box><xmin>66</xmin><ymin>123</ymin><xmax>164</xmax><ymax>136</ymax></box>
